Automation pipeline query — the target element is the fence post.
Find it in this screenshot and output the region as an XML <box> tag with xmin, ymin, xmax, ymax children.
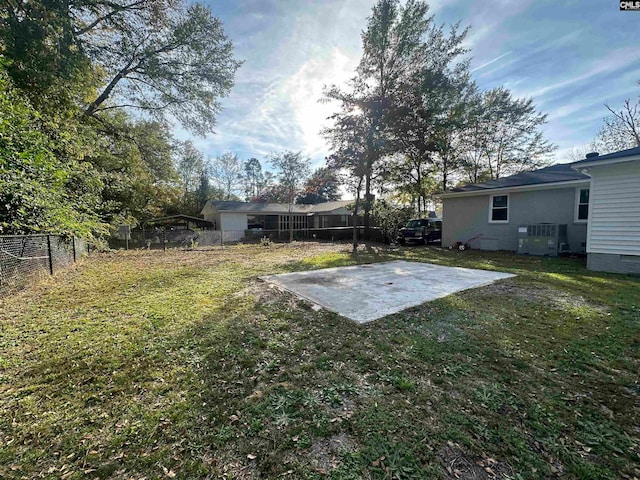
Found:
<box><xmin>46</xmin><ymin>235</ymin><xmax>54</xmax><ymax>275</ymax></box>
<box><xmin>72</xmin><ymin>237</ymin><xmax>76</xmax><ymax>262</ymax></box>
<box><xmin>162</xmin><ymin>229</ymin><xmax>166</xmax><ymax>252</ymax></box>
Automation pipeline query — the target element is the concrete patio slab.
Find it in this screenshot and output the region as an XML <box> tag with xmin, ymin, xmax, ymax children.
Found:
<box><xmin>260</xmin><ymin>260</ymin><xmax>515</xmax><ymax>323</ymax></box>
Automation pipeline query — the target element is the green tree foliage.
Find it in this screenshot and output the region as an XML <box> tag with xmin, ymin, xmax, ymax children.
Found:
<box><xmin>324</xmin><ymin>0</ymin><xmax>469</xmax><ymax>229</ymax></box>
<box><xmin>296</xmin><ymin>167</ymin><xmax>341</xmax><ymax>204</ymax></box>
<box><xmin>79</xmin><ymin>2</ymin><xmax>242</xmax><ymax>135</ymax></box>
<box><xmin>372</xmin><ymin>199</ymin><xmax>414</xmax><ymax>243</ymax></box>
<box><xmin>0</xmin><ymin>0</ymin><xmax>240</xmax><ymax>237</ymax></box>
<box><xmin>325</xmin><ymin>0</ymin><xmax>555</xmax><ymax>229</ymax></box>
<box><xmin>269</xmin><ymin>151</ymin><xmax>311</xmax><ymax>204</ymax></box>
<box><xmin>211</xmin><ymin>152</ymin><xmax>243</xmax><ymax>200</ymax></box>
<box><xmin>1</xmin><ymin>0</ymin><xmax>242</xmax><ymax>134</ymax></box>
<box><xmin>0</xmin><ymin>0</ymin><xmax>95</xmax><ymax>112</ymax></box>
<box><xmin>457</xmin><ymin>88</ymin><xmax>555</xmax><ymax>182</ymax></box>
<box><xmin>0</xmin><ymin>70</ymin><xmax>104</xmax><ymax>236</ymax></box>
<box><xmin>269</xmin><ymin>151</ymin><xmax>311</xmax><ymax>241</ymax></box>
<box><xmin>174</xmin><ymin>141</ymin><xmax>205</xmax><ymax>214</ymax></box>
<box><xmin>241</xmin><ymin>157</ymin><xmax>264</xmax><ymax>200</ymax></box>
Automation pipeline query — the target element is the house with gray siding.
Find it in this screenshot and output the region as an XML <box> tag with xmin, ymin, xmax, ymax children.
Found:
<box><xmin>201</xmin><ymin>200</ymin><xmax>353</xmax><ymax>241</ymax></box>
<box><xmin>439</xmin><ymin>163</ymin><xmax>591</xmax><ymax>253</ymax></box>
<box><xmin>571</xmin><ymin>146</ymin><xmax>640</xmax><ymax>274</ymax></box>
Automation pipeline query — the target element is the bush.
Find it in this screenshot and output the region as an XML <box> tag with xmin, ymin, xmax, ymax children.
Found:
<box><xmin>372</xmin><ymin>200</ymin><xmax>414</xmax><ymax>243</ymax></box>
<box><xmin>0</xmin><ymin>68</ymin><xmax>105</xmax><ymax>237</ymax></box>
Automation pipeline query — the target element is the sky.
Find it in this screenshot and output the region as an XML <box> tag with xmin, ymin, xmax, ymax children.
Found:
<box><xmin>175</xmin><ymin>0</ymin><xmax>640</xmax><ymax>170</ymax></box>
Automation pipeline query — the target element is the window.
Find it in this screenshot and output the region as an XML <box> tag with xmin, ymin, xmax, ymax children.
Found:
<box><xmin>429</xmin><ymin>220</ymin><xmax>442</xmax><ymax>231</ymax></box>
<box><xmin>575</xmin><ymin>188</ymin><xmax>589</xmax><ymax>222</ymax></box>
<box><xmin>292</xmin><ymin>215</ymin><xmax>307</xmax><ymax>230</ymax></box>
<box><xmin>279</xmin><ymin>215</ymin><xmax>289</xmax><ymax>231</ymax></box>
<box><xmin>489</xmin><ymin>194</ymin><xmax>509</xmax><ymax>223</ymax></box>
<box><xmin>281</xmin><ymin>214</ymin><xmax>307</xmax><ymax>231</ymax></box>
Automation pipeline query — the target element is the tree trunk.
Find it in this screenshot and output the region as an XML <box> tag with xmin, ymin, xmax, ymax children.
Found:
<box><xmin>85</xmin><ymin>60</ymin><xmax>135</xmax><ymax>116</ymax></box>
<box><xmin>363</xmin><ymin>172</ymin><xmax>371</xmax><ymax>237</ymax></box>
<box><xmin>289</xmin><ymin>188</ymin><xmax>294</xmax><ymax>243</ymax></box>
<box><xmin>352</xmin><ymin>177</ymin><xmax>363</xmax><ymax>253</ymax></box>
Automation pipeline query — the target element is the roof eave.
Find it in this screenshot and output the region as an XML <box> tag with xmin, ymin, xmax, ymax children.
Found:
<box><xmin>438</xmin><ymin>178</ymin><xmax>591</xmax><ymax>199</ymax></box>
<box><xmin>571</xmin><ymin>154</ymin><xmax>640</xmax><ymax>169</ymax></box>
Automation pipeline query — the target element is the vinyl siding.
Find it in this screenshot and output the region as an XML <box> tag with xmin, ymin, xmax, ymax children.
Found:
<box><xmin>442</xmin><ymin>185</ymin><xmax>588</xmax><ymax>252</ymax></box>
<box><xmin>587</xmin><ymin>161</ymin><xmax>640</xmax><ymax>255</ymax></box>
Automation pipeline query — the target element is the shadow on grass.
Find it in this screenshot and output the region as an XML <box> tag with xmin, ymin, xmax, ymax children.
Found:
<box><xmin>1</xmin><ymin>245</ymin><xmax>638</xmax><ymax>479</ymax></box>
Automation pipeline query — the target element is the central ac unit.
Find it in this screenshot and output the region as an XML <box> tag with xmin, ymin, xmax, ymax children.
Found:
<box><xmin>517</xmin><ymin>224</ymin><xmax>568</xmax><ymax>257</ymax></box>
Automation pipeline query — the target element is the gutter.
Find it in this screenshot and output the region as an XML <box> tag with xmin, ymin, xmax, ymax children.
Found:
<box><xmin>438</xmin><ymin>178</ymin><xmax>591</xmax><ymax>199</ymax></box>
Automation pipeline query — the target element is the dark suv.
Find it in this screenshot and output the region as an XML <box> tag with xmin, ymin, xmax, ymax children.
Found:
<box><xmin>397</xmin><ymin>218</ymin><xmax>442</xmax><ymax>245</ymax></box>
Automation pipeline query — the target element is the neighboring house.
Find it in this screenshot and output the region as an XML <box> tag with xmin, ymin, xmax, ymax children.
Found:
<box><xmin>201</xmin><ymin>200</ymin><xmax>353</xmax><ymax>241</ymax></box>
<box><xmin>571</xmin><ymin>146</ymin><xmax>640</xmax><ymax>274</ymax></box>
<box><xmin>439</xmin><ymin>163</ymin><xmax>591</xmax><ymax>253</ymax></box>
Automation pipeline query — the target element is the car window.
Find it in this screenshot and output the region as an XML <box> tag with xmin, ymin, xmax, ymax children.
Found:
<box><xmin>406</xmin><ymin>220</ymin><xmax>421</xmax><ymax>228</ymax></box>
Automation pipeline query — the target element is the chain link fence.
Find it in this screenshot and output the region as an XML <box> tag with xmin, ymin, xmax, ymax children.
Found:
<box><xmin>108</xmin><ymin>226</ymin><xmax>386</xmax><ymax>250</ymax></box>
<box><xmin>0</xmin><ymin>235</ymin><xmax>90</xmax><ymax>297</ymax></box>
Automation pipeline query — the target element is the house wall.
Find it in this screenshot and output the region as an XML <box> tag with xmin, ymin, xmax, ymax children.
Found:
<box><xmin>442</xmin><ymin>186</ymin><xmax>588</xmax><ymax>252</ymax></box>
<box><xmin>584</xmin><ymin>160</ymin><xmax>640</xmax><ymax>274</ymax></box>
<box><xmin>315</xmin><ymin>215</ymin><xmax>350</xmax><ymax>228</ymax></box>
<box><xmin>586</xmin><ymin>161</ymin><xmax>640</xmax><ymax>256</ymax></box>
<box><xmin>202</xmin><ymin>212</ymin><xmax>221</xmax><ymax>229</ymax></box>
<box><xmin>220</xmin><ymin>212</ymin><xmax>248</xmax><ymax>241</ymax></box>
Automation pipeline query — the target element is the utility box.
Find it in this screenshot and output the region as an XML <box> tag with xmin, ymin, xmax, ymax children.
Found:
<box><xmin>517</xmin><ymin>224</ymin><xmax>568</xmax><ymax>256</ymax></box>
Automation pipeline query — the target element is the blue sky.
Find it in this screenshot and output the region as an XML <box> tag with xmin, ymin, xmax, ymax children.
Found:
<box><xmin>176</xmin><ymin>0</ymin><xmax>640</xmax><ymax>170</ymax></box>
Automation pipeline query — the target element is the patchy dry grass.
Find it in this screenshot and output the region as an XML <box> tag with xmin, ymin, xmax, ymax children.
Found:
<box><xmin>0</xmin><ymin>242</ymin><xmax>638</xmax><ymax>479</ymax></box>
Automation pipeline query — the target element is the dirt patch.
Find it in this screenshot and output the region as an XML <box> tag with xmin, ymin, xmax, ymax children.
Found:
<box><xmin>483</xmin><ymin>281</ymin><xmax>608</xmax><ymax>312</ymax></box>
<box><xmin>438</xmin><ymin>442</ymin><xmax>514</xmax><ymax>479</ymax></box>
<box><xmin>235</xmin><ymin>280</ymin><xmax>297</xmax><ymax>307</ymax></box>
<box><xmin>307</xmin><ymin>432</ymin><xmax>357</xmax><ymax>473</ymax></box>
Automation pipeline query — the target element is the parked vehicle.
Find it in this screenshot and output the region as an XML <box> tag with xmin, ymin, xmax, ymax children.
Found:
<box><xmin>397</xmin><ymin>218</ymin><xmax>442</xmax><ymax>245</ymax></box>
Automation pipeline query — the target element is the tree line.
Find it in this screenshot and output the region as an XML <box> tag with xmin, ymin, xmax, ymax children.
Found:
<box><xmin>175</xmin><ymin>147</ymin><xmax>340</xmax><ymax>217</ymax></box>
<box><xmin>322</xmin><ymin>0</ymin><xmax>640</xmax><ymax>235</ymax></box>
<box><xmin>0</xmin><ymin>0</ymin><xmax>340</xmax><ymax>237</ymax></box>
<box><xmin>1</xmin><ymin>0</ymin><xmax>638</xmax><ymax>239</ymax></box>
<box><xmin>0</xmin><ymin>0</ymin><xmax>241</xmax><ymax>237</ymax></box>
<box><xmin>322</xmin><ymin>0</ymin><xmax>555</xmax><ymax>231</ymax></box>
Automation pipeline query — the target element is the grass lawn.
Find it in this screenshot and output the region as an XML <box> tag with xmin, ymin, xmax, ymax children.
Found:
<box><xmin>0</xmin><ymin>242</ymin><xmax>638</xmax><ymax>479</ymax></box>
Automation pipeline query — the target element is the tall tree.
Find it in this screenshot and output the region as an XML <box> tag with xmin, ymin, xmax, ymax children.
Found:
<box><xmin>325</xmin><ymin>0</ymin><xmax>469</xmax><ymax>231</ymax></box>
<box><xmin>296</xmin><ymin>167</ymin><xmax>341</xmax><ymax>204</ymax></box>
<box><xmin>176</xmin><ymin>141</ymin><xmax>204</xmax><ymax>206</ymax></box>
<box><xmin>81</xmin><ymin>2</ymin><xmax>242</xmax><ymax>135</ymax></box>
<box><xmin>269</xmin><ymin>151</ymin><xmax>311</xmax><ymax>241</ymax></box>
<box><xmin>242</xmin><ymin>157</ymin><xmax>264</xmax><ymax>200</ymax></box>
<box><xmin>595</xmin><ymin>95</ymin><xmax>640</xmax><ymax>153</ymax></box>
<box><xmin>211</xmin><ymin>152</ymin><xmax>243</xmax><ymax>200</ymax></box>
<box><xmin>1</xmin><ymin>0</ymin><xmax>242</xmax><ymax>135</ymax></box>
<box><xmin>324</xmin><ymin>109</ymin><xmax>370</xmax><ymax>251</ymax></box>
<box><xmin>457</xmin><ymin>88</ymin><xmax>555</xmax><ymax>182</ymax></box>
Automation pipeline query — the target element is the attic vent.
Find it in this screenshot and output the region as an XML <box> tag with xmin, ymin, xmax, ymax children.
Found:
<box><xmin>585</xmin><ymin>152</ymin><xmax>599</xmax><ymax>159</ymax></box>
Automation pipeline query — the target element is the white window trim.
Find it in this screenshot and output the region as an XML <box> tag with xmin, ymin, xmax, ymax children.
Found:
<box><xmin>488</xmin><ymin>194</ymin><xmax>509</xmax><ymax>223</ymax></box>
<box><xmin>574</xmin><ymin>187</ymin><xmax>589</xmax><ymax>223</ymax></box>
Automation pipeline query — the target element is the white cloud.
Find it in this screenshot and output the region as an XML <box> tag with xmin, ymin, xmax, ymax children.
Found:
<box><xmin>471</xmin><ymin>51</ymin><xmax>511</xmax><ymax>72</ymax></box>
<box><xmin>525</xmin><ymin>47</ymin><xmax>640</xmax><ymax>99</ymax></box>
